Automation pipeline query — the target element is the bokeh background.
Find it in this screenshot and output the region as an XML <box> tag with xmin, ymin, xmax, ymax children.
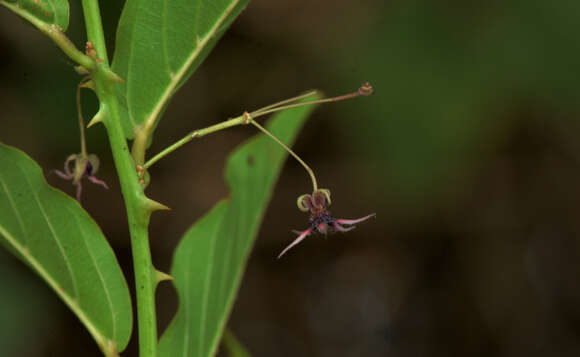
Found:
<box><xmin>2</xmin><ymin>0</ymin><xmax>580</xmax><ymax>356</ymax></box>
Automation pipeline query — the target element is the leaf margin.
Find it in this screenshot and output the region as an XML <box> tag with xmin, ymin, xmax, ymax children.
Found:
<box><xmin>0</xmin><ymin>142</ymin><xmax>133</xmax><ymax>354</ymax></box>
<box><xmin>111</xmin><ymin>0</ymin><xmax>251</xmax><ymax>141</ymax></box>
<box><xmin>0</xmin><ymin>0</ymin><xmax>70</xmax><ymax>31</ymax></box>
<box><xmin>158</xmin><ymin>94</ymin><xmax>321</xmax><ymax>357</ymax></box>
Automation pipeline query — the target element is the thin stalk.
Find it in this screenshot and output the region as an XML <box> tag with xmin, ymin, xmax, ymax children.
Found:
<box><xmin>77</xmin><ymin>84</ymin><xmax>88</xmax><ymax>156</ymax></box>
<box><xmin>250</xmin><ymin>90</ymin><xmax>318</xmax><ymax>116</ymax></box>
<box><xmin>144</xmin><ymin>115</ymin><xmax>246</xmax><ymax>169</ymax></box>
<box><xmin>143</xmin><ymin>84</ymin><xmax>373</xmax><ymax>171</ymax></box>
<box><xmin>247</xmin><ymin>115</ymin><xmax>318</xmax><ymax>192</ymax></box>
<box><xmin>250</xmin><ymin>91</ymin><xmax>361</xmax><ymax>119</ymax></box>
<box><xmin>144</xmin><ymin>83</ymin><xmax>373</xmax><ymax>189</ymax></box>
<box><xmin>81</xmin><ymin>1</ymin><xmax>159</xmax><ymax>357</ymax></box>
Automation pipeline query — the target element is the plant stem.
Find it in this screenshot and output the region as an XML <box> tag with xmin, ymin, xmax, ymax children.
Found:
<box><xmin>144</xmin><ymin>110</ymin><xmax>319</xmax><ymax>193</ymax></box>
<box><xmin>248</xmin><ymin>116</ymin><xmax>318</xmax><ymax>192</ymax></box>
<box><xmin>250</xmin><ymin>90</ymin><xmax>318</xmax><ymax>116</ymax></box>
<box><xmin>143</xmin><ymin>115</ymin><xmax>247</xmax><ymax>169</ymax></box>
<box><xmin>143</xmin><ymin>85</ymin><xmax>372</xmax><ymax>172</ymax></box>
<box><xmin>250</xmin><ymin>91</ymin><xmax>361</xmax><ymax>119</ymax></box>
<box><xmin>1</xmin><ymin>1</ymin><xmax>95</xmax><ymax>70</ymax></box>
<box><xmin>143</xmin><ymin>91</ymin><xmax>323</xmax><ymax>170</ymax></box>
<box><xmin>81</xmin><ymin>1</ymin><xmax>159</xmax><ymax>357</ymax></box>
<box><xmin>77</xmin><ymin>84</ymin><xmax>88</xmax><ymax>156</ymax></box>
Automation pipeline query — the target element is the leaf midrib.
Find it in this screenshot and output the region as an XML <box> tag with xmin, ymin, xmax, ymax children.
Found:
<box><xmin>197</xmin><ymin>209</ymin><xmax>223</xmax><ymax>357</ymax></box>
<box><xmin>0</xmin><ymin>165</ymin><xmax>114</xmax><ymax>351</ymax></box>
<box><xmin>72</xmin><ymin>206</ymin><xmax>118</xmax><ymax>342</ymax></box>
<box><xmin>141</xmin><ymin>0</ymin><xmax>243</xmax><ymax>132</ymax></box>
<box><xmin>23</xmin><ymin>169</ymin><xmax>80</xmax><ymax>301</ymax></box>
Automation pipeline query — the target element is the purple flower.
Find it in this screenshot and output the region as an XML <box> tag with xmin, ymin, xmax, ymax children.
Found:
<box><xmin>278</xmin><ymin>189</ymin><xmax>375</xmax><ymax>258</ymax></box>
<box><xmin>55</xmin><ymin>153</ymin><xmax>108</xmax><ymax>202</ymax></box>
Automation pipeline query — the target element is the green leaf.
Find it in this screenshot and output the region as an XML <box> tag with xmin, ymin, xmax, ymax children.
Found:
<box><xmin>112</xmin><ymin>0</ymin><xmax>250</xmax><ymax>140</ymax></box>
<box><xmin>159</xmin><ymin>95</ymin><xmax>320</xmax><ymax>357</ymax></box>
<box><xmin>0</xmin><ymin>143</ymin><xmax>132</xmax><ymax>354</ymax></box>
<box><xmin>1</xmin><ymin>0</ymin><xmax>70</xmax><ymax>31</ymax></box>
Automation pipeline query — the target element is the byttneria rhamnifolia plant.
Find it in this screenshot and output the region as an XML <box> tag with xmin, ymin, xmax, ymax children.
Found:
<box><xmin>0</xmin><ymin>1</ymin><xmax>375</xmax><ymax>356</ymax></box>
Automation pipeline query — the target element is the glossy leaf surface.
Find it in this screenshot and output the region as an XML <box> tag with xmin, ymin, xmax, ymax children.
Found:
<box><xmin>0</xmin><ymin>143</ymin><xmax>132</xmax><ymax>353</ymax></box>
<box><xmin>159</xmin><ymin>95</ymin><xmax>319</xmax><ymax>357</ymax></box>
<box><xmin>0</xmin><ymin>0</ymin><xmax>69</xmax><ymax>30</ymax></box>
<box><xmin>112</xmin><ymin>0</ymin><xmax>250</xmax><ymax>140</ymax></box>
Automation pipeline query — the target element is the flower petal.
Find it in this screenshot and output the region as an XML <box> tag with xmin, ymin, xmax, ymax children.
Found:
<box><xmin>335</xmin><ymin>213</ymin><xmax>376</xmax><ymax>225</ymax></box>
<box><xmin>332</xmin><ymin>222</ymin><xmax>356</xmax><ymax>232</ymax></box>
<box><xmin>277</xmin><ymin>228</ymin><xmax>313</xmax><ymax>259</ymax></box>
<box><xmin>88</xmin><ymin>175</ymin><xmax>109</xmax><ymax>189</ymax></box>
<box><xmin>54</xmin><ymin>169</ymin><xmax>73</xmax><ymax>180</ymax></box>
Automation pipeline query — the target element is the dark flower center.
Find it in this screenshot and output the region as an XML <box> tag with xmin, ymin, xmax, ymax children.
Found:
<box><xmin>85</xmin><ymin>161</ymin><xmax>94</xmax><ymax>175</ymax></box>
<box><xmin>309</xmin><ymin>211</ymin><xmax>335</xmax><ymax>228</ymax></box>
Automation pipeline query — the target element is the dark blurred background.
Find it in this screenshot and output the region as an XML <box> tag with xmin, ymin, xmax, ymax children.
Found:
<box><xmin>2</xmin><ymin>0</ymin><xmax>580</xmax><ymax>356</ymax></box>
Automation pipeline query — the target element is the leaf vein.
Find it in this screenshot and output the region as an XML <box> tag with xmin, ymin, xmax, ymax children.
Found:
<box><xmin>123</xmin><ymin>0</ymin><xmax>141</xmax><ymax>129</ymax></box>
<box><xmin>0</xmin><ymin>174</ymin><xmax>29</xmax><ymax>247</ymax></box>
<box><xmin>161</xmin><ymin>0</ymin><xmax>172</xmax><ymax>75</ymax></box>
<box><xmin>21</xmin><ymin>164</ymin><xmax>80</xmax><ymax>301</ymax></box>
<box><xmin>142</xmin><ymin>0</ymin><xmax>243</xmax><ymax>132</ymax></box>
<box><xmin>198</xmin><ymin>212</ymin><xmax>222</xmax><ymax>357</ymax></box>
<box><xmin>70</xmin><ymin>205</ymin><xmax>117</xmax><ymax>343</ymax></box>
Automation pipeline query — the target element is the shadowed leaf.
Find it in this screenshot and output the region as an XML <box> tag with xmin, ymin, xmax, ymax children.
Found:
<box><xmin>159</xmin><ymin>95</ymin><xmax>320</xmax><ymax>357</ymax></box>
<box><xmin>0</xmin><ymin>143</ymin><xmax>133</xmax><ymax>354</ymax></box>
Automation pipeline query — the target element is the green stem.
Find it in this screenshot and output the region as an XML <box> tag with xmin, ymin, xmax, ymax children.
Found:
<box><xmin>143</xmin><ymin>115</ymin><xmax>247</xmax><ymax>169</ymax></box>
<box><xmin>144</xmin><ymin>86</ymin><xmax>369</xmax><ymax>170</ymax></box>
<box><xmin>144</xmin><ymin>111</ymin><xmax>319</xmax><ymax>192</ymax></box>
<box><xmin>1</xmin><ymin>1</ymin><xmax>95</xmax><ymax>70</ymax></box>
<box><xmin>81</xmin><ymin>1</ymin><xmax>159</xmax><ymax>357</ymax></box>
<box><xmin>143</xmin><ymin>90</ymin><xmax>326</xmax><ymax>170</ymax></box>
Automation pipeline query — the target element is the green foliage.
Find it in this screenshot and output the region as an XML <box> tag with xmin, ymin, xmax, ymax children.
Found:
<box><xmin>0</xmin><ymin>0</ymin><xmax>69</xmax><ymax>30</ymax></box>
<box><xmin>0</xmin><ymin>143</ymin><xmax>132</xmax><ymax>353</ymax></box>
<box><xmin>112</xmin><ymin>0</ymin><xmax>250</xmax><ymax>141</ymax></box>
<box><xmin>0</xmin><ymin>1</ymin><xmax>327</xmax><ymax>355</ymax></box>
<box><xmin>159</xmin><ymin>98</ymin><xmax>318</xmax><ymax>357</ymax></box>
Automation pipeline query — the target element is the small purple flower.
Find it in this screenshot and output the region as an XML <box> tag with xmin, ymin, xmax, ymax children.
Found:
<box><xmin>278</xmin><ymin>189</ymin><xmax>375</xmax><ymax>258</ymax></box>
<box><xmin>55</xmin><ymin>153</ymin><xmax>108</xmax><ymax>202</ymax></box>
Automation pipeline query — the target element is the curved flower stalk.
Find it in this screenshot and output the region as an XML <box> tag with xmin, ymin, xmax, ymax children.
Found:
<box><xmin>55</xmin><ymin>81</ymin><xmax>108</xmax><ymax>202</ymax></box>
<box><xmin>138</xmin><ymin>82</ymin><xmax>377</xmax><ymax>258</ymax></box>
<box><xmin>244</xmin><ymin>83</ymin><xmax>377</xmax><ymax>258</ymax></box>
